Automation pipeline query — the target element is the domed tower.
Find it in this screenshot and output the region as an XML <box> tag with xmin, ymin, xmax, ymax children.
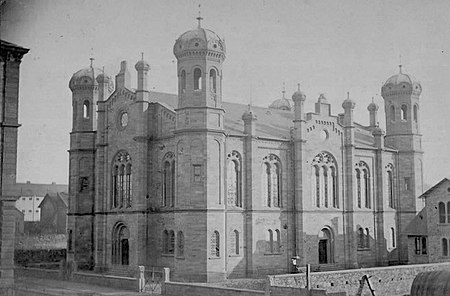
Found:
<box><xmin>269</xmin><ymin>86</ymin><xmax>292</xmax><ymax>111</ymax></box>
<box><xmin>173</xmin><ymin>16</ymin><xmax>226</xmax><ymax>131</ymax></box>
<box><xmin>381</xmin><ymin>65</ymin><xmax>424</xmax><ymax>264</ymax></box>
<box><xmin>67</xmin><ymin>59</ymin><xmax>112</xmax><ymax>269</ymax></box>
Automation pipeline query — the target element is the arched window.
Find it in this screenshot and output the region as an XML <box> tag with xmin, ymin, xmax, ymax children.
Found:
<box><xmin>112</xmin><ymin>151</ymin><xmax>132</xmax><ymax>208</ymax></box>
<box><xmin>112</xmin><ymin>223</ymin><xmax>129</xmax><ymax>265</ymax></box>
<box><xmin>447</xmin><ymin>202</ymin><xmax>450</xmax><ymax>223</ymax></box>
<box><xmin>391</xmin><ymin>227</ymin><xmax>396</xmax><ymax>248</ymax></box>
<box><xmin>439</xmin><ymin>202</ymin><xmax>446</xmax><ymax>223</ymax></box>
<box><xmin>356</xmin><ymin>169</ymin><xmax>362</xmax><ymax>208</ymax></box>
<box><xmin>83</xmin><ymin>100</ymin><xmax>90</xmax><ymax>118</ymax></box>
<box><xmin>227</xmin><ymin>151</ymin><xmax>242</xmax><ymax>207</ymax></box>
<box><xmin>443</xmin><ymin>238</ymin><xmax>448</xmax><ymax>256</ymax></box>
<box><xmin>275</xmin><ymin>229</ymin><xmax>281</xmax><ymax>253</ymax></box>
<box><xmin>232</xmin><ymin>230</ymin><xmax>239</xmax><ymax>255</ymax></box>
<box><xmin>387</xmin><ymin>169</ymin><xmax>394</xmax><ymax>208</ymax></box>
<box><xmin>177</xmin><ymin>231</ymin><xmax>184</xmax><ymax>257</ymax></box>
<box><xmin>163</xmin><ymin>230</ymin><xmax>169</xmax><ymax>253</ymax></box>
<box><xmin>210</xmin><ymin>231</ymin><xmax>220</xmax><ymax>257</ymax></box>
<box><xmin>401</xmin><ymin>105</ymin><xmax>407</xmax><ymax>121</ymax></box>
<box><xmin>210</xmin><ymin>69</ymin><xmax>217</xmax><ymax>92</ymax></box>
<box><xmin>390</xmin><ymin>105</ymin><xmax>395</xmax><ymax>121</ymax></box>
<box><xmin>413</xmin><ymin>105</ymin><xmax>418</xmax><ymax>122</ymax></box>
<box><xmin>262</xmin><ymin>154</ymin><xmax>282</xmax><ymax>208</ymax></box>
<box><xmin>194</xmin><ymin>68</ymin><xmax>202</xmax><ymax>90</ymax></box>
<box><xmin>365</xmin><ymin>228</ymin><xmax>370</xmax><ymax>249</ymax></box>
<box><xmin>312</xmin><ymin>152</ymin><xmax>338</xmax><ymax>208</ymax></box>
<box><xmin>168</xmin><ymin>230</ymin><xmax>175</xmax><ymax>254</ymax></box>
<box><xmin>162</xmin><ymin>152</ymin><xmax>175</xmax><ymax>207</ymax></box>
<box><xmin>358</xmin><ymin>227</ymin><xmax>364</xmax><ymax>248</ymax></box>
<box><xmin>180</xmin><ymin>70</ymin><xmax>186</xmax><ymax>93</ymax></box>
<box><xmin>268</xmin><ymin>229</ymin><xmax>274</xmax><ymax>253</ymax></box>
<box><xmin>319</xmin><ymin>228</ymin><xmax>333</xmax><ymax>264</ymax></box>
<box><xmin>364</xmin><ymin>169</ymin><xmax>370</xmax><ymax>208</ymax></box>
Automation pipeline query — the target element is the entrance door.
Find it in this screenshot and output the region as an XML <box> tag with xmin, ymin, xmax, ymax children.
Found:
<box><xmin>121</xmin><ymin>239</ymin><xmax>129</xmax><ymax>265</ymax></box>
<box><xmin>319</xmin><ymin>239</ymin><xmax>328</xmax><ymax>264</ymax></box>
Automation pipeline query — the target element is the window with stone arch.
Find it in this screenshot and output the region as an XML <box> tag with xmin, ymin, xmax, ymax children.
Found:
<box><xmin>439</xmin><ymin>202</ymin><xmax>446</xmax><ymax>223</ymax></box>
<box><xmin>230</xmin><ymin>230</ymin><xmax>240</xmax><ymax>255</ymax></box>
<box><xmin>443</xmin><ymin>238</ymin><xmax>448</xmax><ymax>256</ymax></box>
<box><xmin>210</xmin><ymin>231</ymin><xmax>220</xmax><ymax>257</ymax></box>
<box><xmin>177</xmin><ymin>231</ymin><xmax>184</xmax><ymax>257</ymax></box>
<box><xmin>112</xmin><ymin>151</ymin><xmax>132</xmax><ymax>208</ymax></box>
<box><xmin>386</xmin><ymin>163</ymin><xmax>395</xmax><ymax>208</ymax></box>
<box><xmin>355</xmin><ymin>161</ymin><xmax>371</xmax><ymax>209</ymax></box>
<box><xmin>162</xmin><ymin>152</ymin><xmax>175</xmax><ymax>207</ymax></box>
<box><xmin>210</xmin><ymin>68</ymin><xmax>217</xmax><ymax>92</ymax></box>
<box><xmin>227</xmin><ymin>151</ymin><xmax>242</xmax><ymax>207</ymax></box>
<box><xmin>311</xmin><ymin>152</ymin><xmax>338</xmax><ymax>208</ymax></box>
<box><xmin>262</xmin><ymin>154</ymin><xmax>282</xmax><ymax>208</ymax></box>
<box><xmin>390</xmin><ymin>105</ymin><xmax>395</xmax><ymax>121</ymax></box>
<box><xmin>112</xmin><ymin>223</ymin><xmax>129</xmax><ymax>265</ymax></box>
<box><xmin>391</xmin><ymin>227</ymin><xmax>396</xmax><ymax>248</ymax></box>
<box><xmin>83</xmin><ymin>100</ymin><xmax>90</xmax><ymax>118</ymax></box>
<box><xmin>180</xmin><ymin>70</ymin><xmax>186</xmax><ymax>93</ymax></box>
<box><xmin>193</xmin><ymin>68</ymin><xmax>202</xmax><ymax>90</ymax></box>
<box><xmin>401</xmin><ymin>104</ymin><xmax>408</xmax><ymax>121</ymax></box>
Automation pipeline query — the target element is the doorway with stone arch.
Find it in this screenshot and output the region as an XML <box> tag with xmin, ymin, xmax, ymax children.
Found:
<box><xmin>318</xmin><ymin>227</ymin><xmax>334</xmax><ymax>264</ymax></box>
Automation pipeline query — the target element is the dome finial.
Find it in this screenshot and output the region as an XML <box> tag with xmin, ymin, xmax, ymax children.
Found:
<box><xmin>399</xmin><ymin>54</ymin><xmax>403</xmax><ymax>73</ymax></box>
<box><xmin>282</xmin><ymin>82</ymin><xmax>286</xmax><ymax>99</ymax></box>
<box><xmin>297</xmin><ymin>83</ymin><xmax>301</xmax><ymax>92</ymax></box>
<box><xmin>90</xmin><ymin>57</ymin><xmax>94</xmax><ymax>68</ymax></box>
<box><xmin>141</xmin><ymin>52</ymin><xmax>144</xmax><ymax>60</ymax></box>
<box><xmin>347</xmin><ymin>91</ymin><xmax>350</xmax><ymax>100</ymax></box>
<box><xmin>197</xmin><ymin>4</ymin><xmax>203</xmax><ymax>28</ymax></box>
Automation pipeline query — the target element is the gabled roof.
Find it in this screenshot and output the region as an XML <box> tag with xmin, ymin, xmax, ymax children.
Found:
<box><xmin>0</xmin><ymin>39</ymin><xmax>29</xmax><ymax>54</ymax></box>
<box><xmin>419</xmin><ymin>178</ymin><xmax>450</xmax><ymax>199</ymax></box>
<box><xmin>38</xmin><ymin>192</ymin><xmax>69</xmax><ymax>209</ymax></box>
<box><xmin>404</xmin><ymin>208</ymin><xmax>428</xmax><ymax>236</ymax></box>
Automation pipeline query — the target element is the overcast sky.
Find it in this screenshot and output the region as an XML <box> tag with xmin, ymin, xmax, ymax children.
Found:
<box><xmin>1</xmin><ymin>0</ymin><xmax>450</xmax><ymax>187</ymax></box>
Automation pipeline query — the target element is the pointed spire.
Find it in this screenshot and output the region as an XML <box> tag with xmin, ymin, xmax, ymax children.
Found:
<box><xmin>197</xmin><ymin>4</ymin><xmax>203</xmax><ymax>28</ymax></box>
<box><xmin>399</xmin><ymin>54</ymin><xmax>403</xmax><ymax>73</ymax></box>
<box><xmin>347</xmin><ymin>91</ymin><xmax>350</xmax><ymax>99</ymax></box>
<box><xmin>141</xmin><ymin>52</ymin><xmax>144</xmax><ymax>60</ymax></box>
<box><xmin>372</xmin><ymin>97</ymin><xmax>374</xmax><ymax>103</ymax></box>
<box><xmin>297</xmin><ymin>83</ymin><xmax>301</xmax><ymax>92</ymax></box>
<box><xmin>90</xmin><ymin>57</ymin><xmax>94</xmax><ymax>68</ymax></box>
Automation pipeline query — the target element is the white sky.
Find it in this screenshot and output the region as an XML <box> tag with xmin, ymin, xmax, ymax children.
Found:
<box><xmin>1</xmin><ymin>0</ymin><xmax>450</xmax><ymax>187</ymax></box>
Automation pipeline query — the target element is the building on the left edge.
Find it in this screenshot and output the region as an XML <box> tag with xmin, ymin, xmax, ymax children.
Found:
<box><xmin>0</xmin><ymin>40</ymin><xmax>29</xmax><ymax>294</ymax></box>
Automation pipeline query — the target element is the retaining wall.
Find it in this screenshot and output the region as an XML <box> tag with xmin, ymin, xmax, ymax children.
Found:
<box><xmin>163</xmin><ymin>281</ymin><xmax>266</xmax><ymax>296</ymax></box>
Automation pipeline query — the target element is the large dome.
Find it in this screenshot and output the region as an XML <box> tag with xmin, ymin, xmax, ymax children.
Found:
<box><xmin>381</xmin><ymin>66</ymin><xmax>422</xmax><ymax>97</ymax></box>
<box><xmin>69</xmin><ymin>65</ymin><xmax>113</xmax><ymax>92</ymax></box>
<box><xmin>173</xmin><ymin>18</ymin><xmax>226</xmax><ymax>58</ymax></box>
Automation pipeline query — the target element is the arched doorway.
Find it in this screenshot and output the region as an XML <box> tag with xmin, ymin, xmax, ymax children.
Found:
<box><xmin>112</xmin><ymin>223</ymin><xmax>130</xmax><ymax>265</ymax></box>
<box><xmin>318</xmin><ymin>228</ymin><xmax>333</xmax><ymax>264</ymax></box>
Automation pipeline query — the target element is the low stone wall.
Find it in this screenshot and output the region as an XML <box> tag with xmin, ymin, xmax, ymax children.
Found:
<box><xmin>73</xmin><ymin>271</ymin><xmax>137</xmax><ymax>291</ymax></box>
<box><xmin>163</xmin><ymin>281</ymin><xmax>266</xmax><ymax>296</ymax></box>
<box><xmin>270</xmin><ymin>286</ymin><xmax>346</xmax><ymax>296</ymax></box>
<box><xmin>16</xmin><ymin>234</ymin><xmax>67</xmax><ymax>250</ymax></box>
<box><xmin>269</xmin><ymin>262</ymin><xmax>450</xmax><ymax>296</ymax></box>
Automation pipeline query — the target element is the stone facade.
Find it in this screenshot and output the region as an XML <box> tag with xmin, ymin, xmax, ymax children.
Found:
<box><xmin>0</xmin><ymin>40</ymin><xmax>29</xmax><ymax>293</ymax></box>
<box><xmin>67</xmin><ymin>20</ymin><xmax>425</xmax><ymax>281</ymax></box>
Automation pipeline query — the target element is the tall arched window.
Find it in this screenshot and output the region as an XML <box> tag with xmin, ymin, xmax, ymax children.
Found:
<box><xmin>401</xmin><ymin>105</ymin><xmax>408</xmax><ymax>121</ymax></box>
<box><xmin>169</xmin><ymin>230</ymin><xmax>175</xmax><ymax>254</ymax></box>
<box><xmin>194</xmin><ymin>68</ymin><xmax>202</xmax><ymax>90</ymax></box>
<box><xmin>356</xmin><ymin>161</ymin><xmax>370</xmax><ymax>209</ymax></box>
<box><xmin>439</xmin><ymin>202</ymin><xmax>446</xmax><ymax>223</ymax></box>
<box><xmin>387</xmin><ymin>168</ymin><xmax>394</xmax><ymax>208</ymax></box>
<box><xmin>83</xmin><ymin>100</ymin><xmax>90</xmax><ymax>118</ymax></box>
<box><xmin>262</xmin><ymin>154</ymin><xmax>282</xmax><ymax>208</ymax></box>
<box><xmin>177</xmin><ymin>231</ymin><xmax>184</xmax><ymax>257</ymax></box>
<box><xmin>211</xmin><ymin>231</ymin><xmax>220</xmax><ymax>257</ymax></box>
<box><xmin>356</xmin><ymin>169</ymin><xmax>362</xmax><ymax>208</ymax></box>
<box><xmin>210</xmin><ymin>69</ymin><xmax>217</xmax><ymax>92</ymax></box>
<box><xmin>312</xmin><ymin>152</ymin><xmax>338</xmax><ymax>208</ymax></box>
<box><xmin>390</xmin><ymin>105</ymin><xmax>395</xmax><ymax>121</ymax></box>
<box><xmin>358</xmin><ymin>227</ymin><xmax>364</xmax><ymax>248</ymax></box>
<box><xmin>268</xmin><ymin>229</ymin><xmax>274</xmax><ymax>253</ymax></box>
<box><xmin>275</xmin><ymin>229</ymin><xmax>281</xmax><ymax>253</ymax></box>
<box><xmin>180</xmin><ymin>70</ymin><xmax>186</xmax><ymax>93</ymax></box>
<box><xmin>112</xmin><ymin>151</ymin><xmax>132</xmax><ymax>208</ymax></box>
<box><xmin>112</xmin><ymin>223</ymin><xmax>129</xmax><ymax>265</ymax></box>
<box><xmin>413</xmin><ymin>105</ymin><xmax>418</xmax><ymax>122</ymax></box>
<box><xmin>232</xmin><ymin>230</ymin><xmax>240</xmax><ymax>255</ymax></box>
<box><xmin>443</xmin><ymin>238</ymin><xmax>448</xmax><ymax>256</ymax></box>
<box><xmin>447</xmin><ymin>202</ymin><xmax>450</xmax><ymax>223</ymax></box>
<box><xmin>162</xmin><ymin>152</ymin><xmax>175</xmax><ymax>207</ymax></box>
<box><xmin>227</xmin><ymin>151</ymin><xmax>242</xmax><ymax>207</ymax></box>
<box><xmin>163</xmin><ymin>230</ymin><xmax>169</xmax><ymax>253</ymax></box>
<box><xmin>391</xmin><ymin>227</ymin><xmax>396</xmax><ymax>248</ymax></box>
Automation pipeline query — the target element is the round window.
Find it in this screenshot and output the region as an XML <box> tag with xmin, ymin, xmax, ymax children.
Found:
<box><xmin>320</xmin><ymin>129</ymin><xmax>329</xmax><ymax>141</ymax></box>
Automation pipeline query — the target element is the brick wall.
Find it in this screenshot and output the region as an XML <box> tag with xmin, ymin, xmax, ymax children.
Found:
<box><xmin>163</xmin><ymin>281</ymin><xmax>266</xmax><ymax>296</ymax></box>
<box><xmin>269</xmin><ymin>262</ymin><xmax>450</xmax><ymax>296</ymax></box>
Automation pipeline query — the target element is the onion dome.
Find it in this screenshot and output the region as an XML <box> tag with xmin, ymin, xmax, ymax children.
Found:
<box><xmin>173</xmin><ymin>17</ymin><xmax>226</xmax><ymax>60</ymax></box>
<box><xmin>135</xmin><ymin>53</ymin><xmax>150</xmax><ymax>71</ymax></box>
<box><xmin>292</xmin><ymin>83</ymin><xmax>306</xmax><ymax>102</ymax></box>
<box><xmin>342</xmin><ymin>92</ymin><xmax>355</xmax><ymax>109</ymax></box>
<box><xmin>381</xmin><ymin>65</ymin><xmax>422</xmax><ymax>98</ymax></box>
<box><xmin>69</xmin><ymin>58</ymin><xmax>108</xmax><ymax>91</ymax></box>
<box><xmin>367</xmin><ymin>98</ymin><xmax>379</xmax><ymax>112</ymax></box>
<box><xmin>269</xmin><ymin>84</ymin><xmax>292</xmax><ymax>111</ymax></box>
<box><xmin>242</xmin><ymin>104</ymin><xmax>257</xmax><ymax>121</ymax></box>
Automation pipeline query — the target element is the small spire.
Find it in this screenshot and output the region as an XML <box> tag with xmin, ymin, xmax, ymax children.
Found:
<box><xmin>89</xmin><ymin>57</ymin><xmax>94</xmax><ymax>68</ymax></box>
<box><xmin>282</xmin><ymin>82</ymin><xmax>286</xmax><ymax>98</ymax></box>
<box><xmin>247</xmin><ymin>103</ymin><xmax>251</xmax><ymax>111</ymax></box>
<box><xmin>297</xmin><ymin>83</ymin><xmax>301</xmax><ymax>91</ymax></box>
<box><xmin>372</xmin><ymin>97</ymin><xmax>374</xmax><ymax>103</ymax></box>
<box><xmin>399</xmin><ymin>64</ymin><xmax>403</xmax><ymax>74</ymax></box>
<box><xmin>102</xmin><ymin>66</ymin><xmax>105</xmax><ymax>73</ymax></box>
<box><xmin>141</xmin><ymin>52</ymin><xmax>144</xmax><ymax>60</ymax></box>
<box><xmin>347</xmin><ymin>91</ymin><xmax>350</xmax><ymax>99</ymax></box>
<box><xmin>197</xmin><ymin>4</ymin><xmax>203</xmax><ymax>28</ymax></box>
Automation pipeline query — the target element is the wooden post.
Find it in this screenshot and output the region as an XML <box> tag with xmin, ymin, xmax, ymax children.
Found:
<box><xmin>306</xmin><ymin>264</ymin><xmax>311</xmax><ymax>292</ymax></box>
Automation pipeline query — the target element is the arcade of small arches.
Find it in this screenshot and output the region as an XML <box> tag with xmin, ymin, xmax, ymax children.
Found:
<box><xmin>389</xmin><ymin>103</ymin><xmax>419</xmax><ymax>122</ymax></box>
<box><xmin>312</xmin><ymin>152</ymin><xmax>338</xmax><ymax>208</ymax></box>
<box><xmin>111</xmin><ymin>151</ymin><xmax>132</xmax><ymax>209</ymax></box>
<box><xmin>179</xmin><ymin>67</ymin><xmax>219</xmax><ymax>93</ymax></box>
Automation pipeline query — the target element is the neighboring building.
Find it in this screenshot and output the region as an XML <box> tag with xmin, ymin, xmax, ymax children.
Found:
<box><xmin>39</xmin><ymin>192</ymin><xmax>68</xmax><ymax>234</ymax></box>
<box><xmin>67</xmin><ymin>18</ymin><xmax>425</xmax><ymax>281</ymax></box>
<box><xmin>407</xmin><ymin>178</ymin><xmax>450</xmax><ymax>264</ymax></box>
<box><xmin>0</xmin><ymin>40</ymin><xmax>29</xmax><ymax>292</ymax></box>
<box><xmin>13</xmin><ymin>208</ymin><xmax>25</xmax><ymax>236</ymax></box>
<box><xmin>14</xmin><ymin>181</ymin><xmax>68</xmax><ymax>221</ymax></box>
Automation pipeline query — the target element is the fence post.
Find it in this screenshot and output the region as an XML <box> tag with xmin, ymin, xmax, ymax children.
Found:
<box><xmin>306</xmin><ymin>264</ymin><xmax>311</xmax><ymax>295</ymax></box>
<box><xmin>163</xmin><ymin>267</ymin><xmax>170</xmax><ymax>282</ymax></box>
<box><xmin>138</xmin><ymin>265</ymin><xmax>145</xmax><ymax>292</ymax></box>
